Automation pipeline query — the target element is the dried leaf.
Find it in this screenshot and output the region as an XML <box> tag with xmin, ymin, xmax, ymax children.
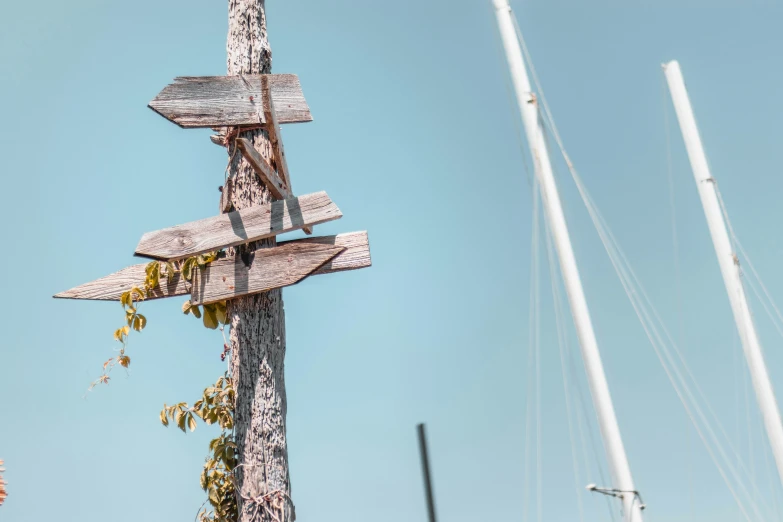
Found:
<box><xmin>215</xmin><ymin>301</ymin><xmax>228</xmax><ymax>325</ymax></box>
<box><xmin>203</xmin><ymin>305</ymin><xmax>218</xmax><ymax>330</ymax></box>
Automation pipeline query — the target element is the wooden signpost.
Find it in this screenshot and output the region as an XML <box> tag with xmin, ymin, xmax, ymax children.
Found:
<box><xmin>56</xmin><ymin>6</ymin><xmax>371</xmax><ymax>521</ymax></box>
<box><xmin>56</xmin><ymin>74</ymin><xmax>371</xmax><ymax>305</ymax></box>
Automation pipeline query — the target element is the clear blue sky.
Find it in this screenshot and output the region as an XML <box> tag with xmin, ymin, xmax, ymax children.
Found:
<box><xmin>1</xmin><ymin>0</ymin><xmax>783</xmax><ymax>521</ymax></box>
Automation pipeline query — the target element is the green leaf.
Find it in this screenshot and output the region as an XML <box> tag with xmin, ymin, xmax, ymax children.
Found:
<box><xmin>191</xmin><ymin>305</ymin><xmax>202</xmax><ymax>319</ymax></box>
<box><xmin>203</xmin><ymin>305</ymin><xmax>218</xmax><ymax>330</ymax></box>
<box><xmin>182</xmin><ymin>300</ymin><xmax>193</xmax><ymax>315</ymax></box>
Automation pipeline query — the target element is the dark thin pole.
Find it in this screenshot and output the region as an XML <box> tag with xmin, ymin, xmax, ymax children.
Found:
<box><xmin>417</xmin><ymin>423</ymin><xmax>437</xmax><ymax>522</ymax></box>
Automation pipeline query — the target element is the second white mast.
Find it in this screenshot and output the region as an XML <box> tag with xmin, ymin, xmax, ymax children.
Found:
<box><xmin>492</xmin><ymin>1</ymin><xmax>643</xmax><ymax>521</ymax></box>
<box><xmin>664</xmin><ymin>60</ymin><xmax>783</xmax><ymax>488</ymax></box>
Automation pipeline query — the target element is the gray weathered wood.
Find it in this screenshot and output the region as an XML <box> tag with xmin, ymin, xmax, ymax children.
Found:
<box><xmin>190</xmin><ymin>242</ymin><xmax>344</xmax><ymax>305</ymax></box>
<box><xmin>236</xmin><ymin>137</ymin><xmax>289</xmax><ymax>200</ymax></box>
<box><xmin>149</xmin><ymin>74</ymin><xmax>312</xmax><ymax>128</ymax></box>
<box><xmin>135</xmin><ymin>191</ymin><xmax>342</xmax><ymax>260</ymax></box>
<box><xmin>261</xmin><ymin>76</ymin><xmax>291</xmax><ymax>192</ymax></box>
<box><xmin>259</xmin><ymin>76</ymin><xmax>312</xmax><ymax>235</ymax></box>
<box><xmin>280</xmin><ymin>230</ymin><xmax>371</xmax><ymax>275</ymax></box>
<box><xmin>53</xmin><ymin>264</ymin><xmax>189</xmax><ymax>301</ymax></box>
<box><xmin>53</xmin><ymin>231</ymin><xmax>371</xmax><ymax>301</ymax></box>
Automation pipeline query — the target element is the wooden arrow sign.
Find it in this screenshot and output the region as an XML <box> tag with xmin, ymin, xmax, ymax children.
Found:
<box><xmin>54</xmin><ymin>232</ymin><xmax>371</xmax><ymax>302</ymax></box>
<box><xmin>190</xmin><ymin>242</ymin><xmax>344</xmax><ymax>305</ymax></box>
<box><xmin>135</xmin><ymin>191</ymin><xmax>341</xmax><ymax>260</ymax></box>
<box><xmin>149</xmin><ymin>74</ymin><xmax>312</xmax><ymax>128</ymax></box>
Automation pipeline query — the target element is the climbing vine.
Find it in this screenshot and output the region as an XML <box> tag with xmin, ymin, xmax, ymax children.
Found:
<box><xmin>86</xmin><ymin>249</ymin><xmax>239</xmax><ymax>521</ymax></box>
<box><xmin>161</xmin><ymin>375</ymin><xmax>238</xmax><ymax>522</ymax></box>
<box><xmin>88</xmin><ymin>251</ymin><xmax>226</xmax><ymax>391</ymax></box>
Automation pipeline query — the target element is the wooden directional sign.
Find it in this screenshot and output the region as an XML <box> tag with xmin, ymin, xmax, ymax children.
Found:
<box><xmin>54</xmin><ymin>232</ymin><xmax>371</xmax><ymax>302</ymax></box>
<box><xmin>191</xmin><ymin>242</ymin><xmax>344</xmax><ymax>305</ymax></box>
<box><xmin>279</xmin><ymin>230</ymin><xmax>371</xmax><ymax>275</ymax></box>
<box><xmin>135</xmin><ymin>191</ymin><xmax>340</xmax><ymax>260</ymax></box>
<box><xmin>149</xmin><ymin>74</ymin><xmax>312</xmax><ymax>128</ymax></box>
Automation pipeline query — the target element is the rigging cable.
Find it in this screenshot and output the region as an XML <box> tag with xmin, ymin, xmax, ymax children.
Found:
<box><xmin>713</xmin><ymin>177</ymin><xmax>783</xmax><ymax>516</ymax></box>
<box><xmin>661</xmin><ymin>68</ymin><xmax>695</xmax><ymax>522</ymax></box>
<box><xmin>543</xmin><ymin>209</ymin><xmax>587</xmax><ymax>522</ymax></box>
<box><xmin>523</xmin><ymin>181</ymin><xmax>541</xmax><ymax>522</ymax></box>
<box><xmin>509</xmin><ymin>21</ymin><xmax>768</xmax><ymax>513</ymax></box>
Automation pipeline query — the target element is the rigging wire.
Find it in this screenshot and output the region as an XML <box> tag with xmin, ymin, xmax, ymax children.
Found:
<box><xmin>486</xmin><ymin>0</ymin><xmax>535</xmax><ymax>192</ymax></box>
<box><xmin>563</xmin><ymin>148</ymin><xmax>770</xmax><ymax>519</ymax></box>
<box><xmin>661</xmin><ymin>68</ymin><xmax>695</xmax><ymax>522</ymax></box>
<box><xmin>710</xmin><ymin>170</ymin><xmax>783</xmax><ymax>517</ymax></box>
<box><xmin>501</xmin><ymin>3</ymin><xmax>783</xmax><ymax>518</ymax></box>
<box><xmin>509</xmin><ymin>22</ymin><xmax>770</xmax><ymax>513</ymax></box>
<box><xmin>543</xmin><ymin>210</ymin><xmax>587</xmax><ymax>522</ymax></box>
<box><xmin>561</xmin><ymin>155</ymin><xmax>762</xmax><ymax>521</ymax></box>
<box><xmin>538</xmin><ymin>127</ymin><xmax>621</xmax><ymax>522</ymax></box>
<box><xmin>523</xmin><ymin>182</ymin><xmax>541</xmax><ymax>522</ymax></box>
<box><xmin>536</xmin><ymin>208</ymin><xmax>543</xmax><ymax>522</ymax></box>
<box><xmin>714</xmin><ymin>180</ymin><xmax>783</xmax><ymax>340</ymax></box>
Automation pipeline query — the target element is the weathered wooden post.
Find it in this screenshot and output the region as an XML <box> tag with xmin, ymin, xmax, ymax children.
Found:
<box><xmin>54</xmin><ymin>1</ymin><xmax>371</xmax><ymax>520</ymax></box>
<box><xmin>223</xmin><ymin>4</ymin><xmax>296</xmax><ymax>520</ymax></box>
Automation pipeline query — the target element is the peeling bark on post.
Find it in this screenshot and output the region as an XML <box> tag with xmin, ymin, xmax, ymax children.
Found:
<box><xmin>225</xmin><ymin>1</ymin><xmax>293</xmax><ymax>521</ymax></box>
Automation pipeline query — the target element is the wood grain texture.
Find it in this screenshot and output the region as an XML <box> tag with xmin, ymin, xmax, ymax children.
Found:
<box><xmin>225</xmin><ymin>4</ymin><xmax>289</xmax><ymax>521</ymax></box>
<box><xmin>261</xmin><ymin>76</ymin><xmax>291</xmax><ymax>191</ymax></box>
<box><xmin>135</xmin><ymin>191</ymin><xmax>342</xmax><ymax>260</ymax></box>
<box><xmin>236</xmin><ymin>137</ymin><xmax>289</xmax><ymax>200</ymax></box>
<box><xmin>53</xmin><ymin>231</ymin><xmax>371</xmax><ymax>302</ymax></box>
<box><xmin>280</xmin><ymin>230</ymin><xmax>371</xmax><ymax>275</ymax></box>
<box><xmin>260</xmin><ymin>76</ymin><xmax>312</xmax><ymax>235</ymax></box>
<box><xmin>148</xmin><ymin>74</ymin><xmax>312</xmax><ymax>128</ymax></box>
<box><xmin>190</xmin><ymin>242</ymin><xmax>344</xmax><ymax>305</ymax></box>
<box><xmin>53</xmin><ymin>264</ymin><xmax>189</xmax><ymax>301</ymax></box>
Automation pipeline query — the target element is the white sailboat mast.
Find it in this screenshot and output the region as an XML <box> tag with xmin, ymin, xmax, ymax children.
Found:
<box><xmin>492</xmin><ymin>2</ymin><xmax>643</xmax><ymax>521</ymax></box>
<box><xmin>664</xmin><ymin>60</ymin><xmax>783</xmax><ymax>488</ymax></box>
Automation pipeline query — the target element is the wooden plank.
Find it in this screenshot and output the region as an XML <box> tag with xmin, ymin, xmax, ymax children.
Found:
<box><xmin>236</xmin><ymin>138</ymin><xmax>289</xmax><ymax>200</ymax></box>
<box><xmin>261</xmin><ymin>76</ymin><xmax>291</xmax><ymax>192</ymax></box>
<box><xmin>260</xmin><ymin>76</ymin><xmax>312</xmax><ymax>235</ymax></box>
<box><xmin>280</xmin><ymin>231</ymin><xmax>371</xmax><ymax>275</ymax></box>
<box><xmin>53</xmin><ymin>264</ymin><xmax>189</xmax><ymax>301</ymax></box>
<box><xmin>135</xmin><ymin>191</ymin><xmax>342</xmax><ymax>261</ymax></box>
<box><xmin>190</xmin><ymin>243</ymin><xmax>345</xmax><ymax>305</ymax></box>
<box><xmin>53</xmin><ymin>232</ymin><xmax>371</xmax><ymax>301</ymax></box>
<box><xmin>149</xmin><ymin>74</ymin><xmax>312</xmax><ymax>128</ymax></box>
